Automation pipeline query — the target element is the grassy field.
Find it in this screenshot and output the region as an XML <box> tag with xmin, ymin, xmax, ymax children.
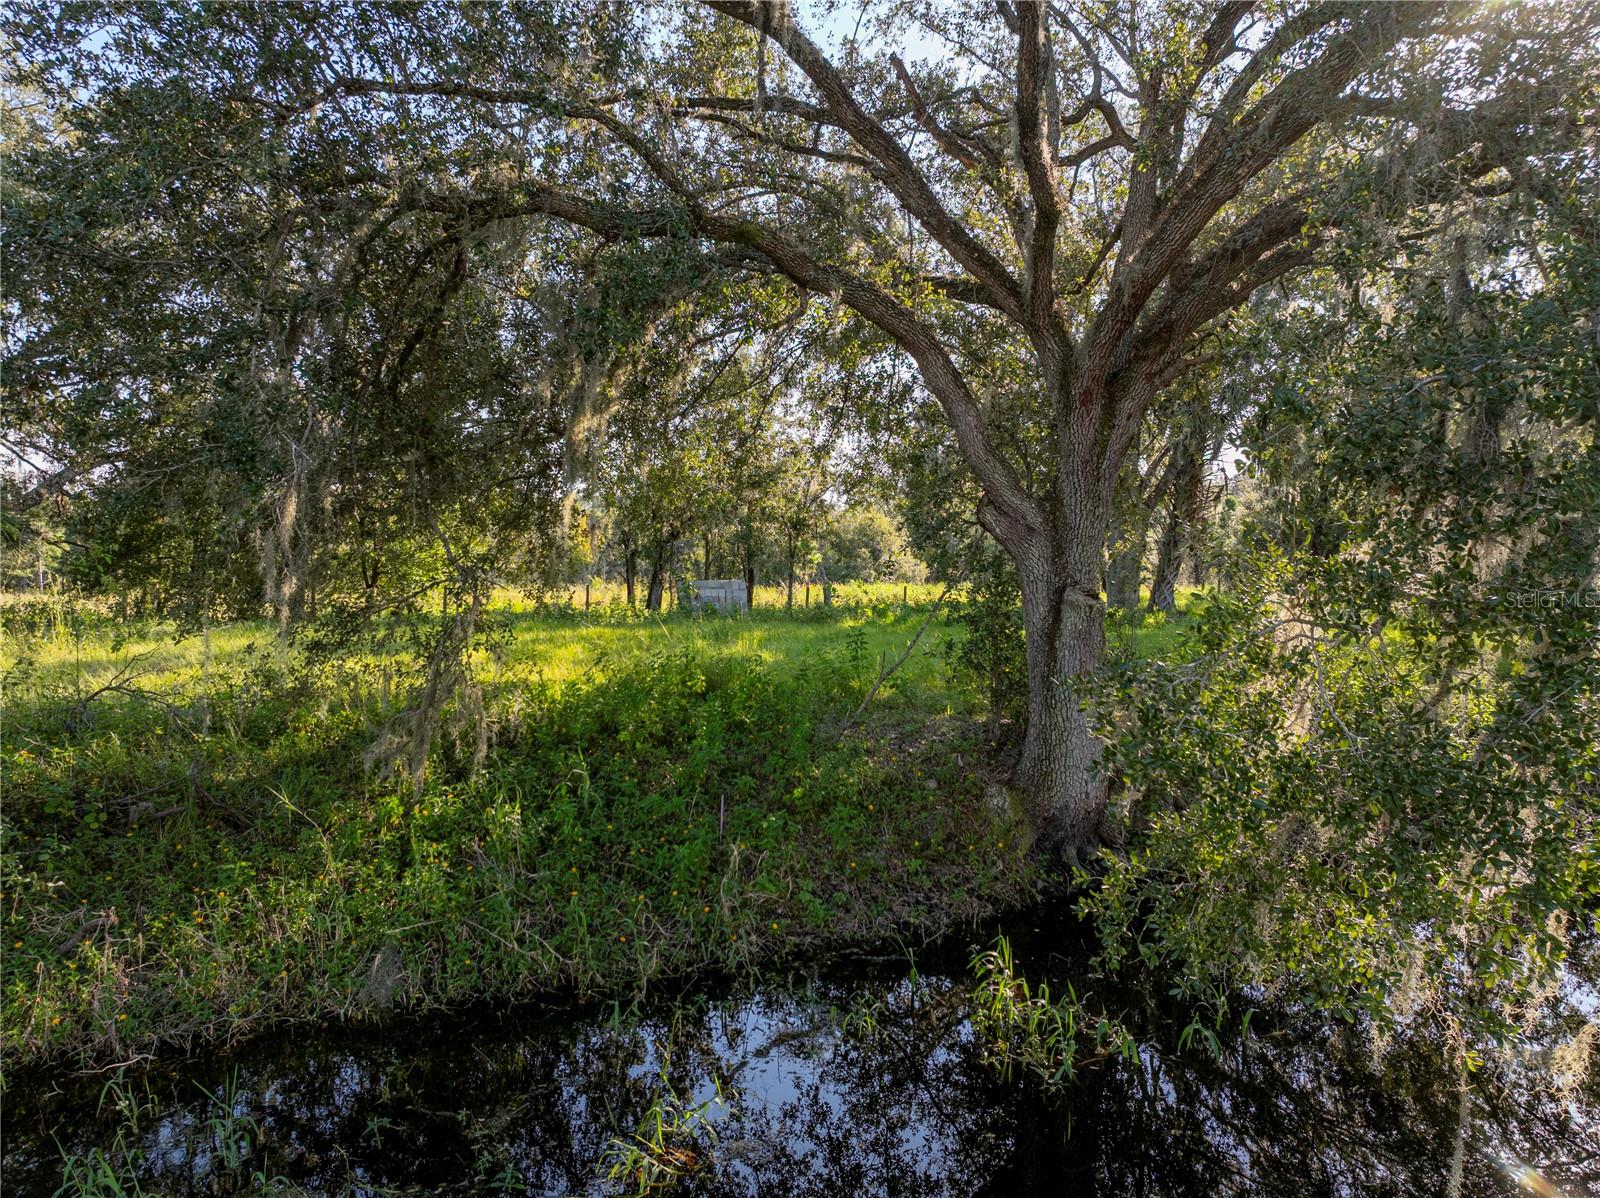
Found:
<box><xmin>0</xmin><ymin>587</ymin><xmax>1010</xmax><ymax>1070</ymax></box>
<box><xmin>0</xmin><ymin>583</ymin><xmax>1196</xmax><ymax>1071</ymax></box>
<box><xmin>552</xmin><ymin>578</ymin><xmax>949</xmax><ymax>612</ymax></box>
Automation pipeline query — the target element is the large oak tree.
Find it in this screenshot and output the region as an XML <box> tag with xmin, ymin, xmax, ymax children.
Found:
<box><xmin>6</xmin><ymin>0</ymin><xmax>1597</xmax><ymax>852</ymax></box>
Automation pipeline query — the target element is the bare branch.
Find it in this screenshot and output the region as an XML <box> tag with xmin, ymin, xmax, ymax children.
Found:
<box><xmin>1015</xmin><ymin>2</ymin><xmax>1067</xmax><ymax>347</ymax></box>
<box><xmin>706</xmin><ymin>1</ymin><xmax>1028</xmax><ymax>324</ymax></box>
<box><xmin>890</xmin><ymin>55</ymin><xmax>1002</xmax><ymax>175</ymax></box>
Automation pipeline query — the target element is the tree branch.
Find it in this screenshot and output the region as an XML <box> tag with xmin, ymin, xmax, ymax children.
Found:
<box><xmin>1015</xmin><ymin>2</ymin><xmax>1067</xmax><ymax>352</ymax></box>
<box><xmin>889</xmin><ymin>55</ymin><xmax>1002</xmax><ymax>176</ymax></box>
<box><xmin>706</xmin><ymin>1</ymin><xmax>1028</xmax><ymax>324</ymax></box>
<box><xmin>1081</xmin><ymin>2</ymin><xmax>1449</xmax><ymax>404</ymax></box>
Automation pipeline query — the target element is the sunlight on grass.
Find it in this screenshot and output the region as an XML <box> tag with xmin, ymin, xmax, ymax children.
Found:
<box><xmin>0</xmin><ymin>586</ymin><xmax>1042</xmax><ymax>1069</ymax></box>
<box><xmin>1</xmin><ymin>583</ymin><xmax>964</xmax><ymax>703</ymax></box>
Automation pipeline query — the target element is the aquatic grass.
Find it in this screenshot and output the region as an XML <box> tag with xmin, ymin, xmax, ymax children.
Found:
<box><xmin>599</xmin><ymin>1055</ymin><xmax>728</xmax><ymax>1195</ymax></box>
<box><xmin>52</xmin><ymin>1073</ymin><xmax>154</xmax><ymax>1198</ymax></box>
<box><xmin>970</xmin><ymin>936</ymin><xmax>1138</xmax><ymax>1088</ymax></box>
<box><xmin>50</xmin><ymin>1066</ymin><xmax>304</xmax><ymax>1197</ymax></box>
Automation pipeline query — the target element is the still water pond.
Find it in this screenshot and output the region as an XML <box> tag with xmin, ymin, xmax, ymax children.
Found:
<box><xmin>9</xmin><ymin>912</ymin><xmax>1597</xmax><ymax>1196</ymax></box>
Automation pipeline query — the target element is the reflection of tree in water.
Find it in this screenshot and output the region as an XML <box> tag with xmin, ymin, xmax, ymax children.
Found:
<box><xmin>12</xmin><ymin>961</ymin><xmax>1598</xmax><ymax>1196</ymax></box>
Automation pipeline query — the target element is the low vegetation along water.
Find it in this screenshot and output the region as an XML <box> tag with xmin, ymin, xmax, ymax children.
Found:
<box><xmin>3</xmin><ymin>595</ymin><xmax>1035</xmax><ymax>1070</ymax></box>
<box><xmin>10</xmin><ymin>906</ymin><xmax>1600</xmax><ymax>1196</ymax></box>
<box><xmin>4</xmin><ymin>596</ymin><xmax>1595</xmax><ymax>1195</ymax></box>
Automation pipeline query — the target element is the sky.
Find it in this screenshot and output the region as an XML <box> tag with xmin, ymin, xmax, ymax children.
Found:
<box><xmin>796</xmin><ymin>0</ymin><xmax>955</xmax><ymax>66</ymax></box>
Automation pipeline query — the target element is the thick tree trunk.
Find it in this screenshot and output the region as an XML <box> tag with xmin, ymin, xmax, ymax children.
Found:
<box><xmin>702</xmin><ymin>532</ymin><xmax>713</xmax><ymax>580</ymax></box>
<box><xmin>1105</xmin><ymin>454</ymin><xmax>1149</xmax><ymax>612</ymax></box>
<box><xmin>1147</xmin><ymin>505</ymin><xmax>1181</xmax><ymax>613</ymax></box>
<box><xmin>1009</xmin><ymin>515</ymin><xmax>1110</xmax><ymax>858</ymax></box>
<box><xmin>623</xmin><ymin>541</ymin><xmax>637</xmax><ymax>606</ymax></box>
<box><xmin>645</xmin><ymin>541</ymin><xmax>668</xmax><ymax>612</ymax></box>
<box><xmin>1105</xmin><ymin>511</ymin><xmax>1148</xmax><ymax>612</ymax></box>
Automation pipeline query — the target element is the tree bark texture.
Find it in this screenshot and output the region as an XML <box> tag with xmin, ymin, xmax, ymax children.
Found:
<box><xmin>998</xmin><ymin>469</ymin><xmax>1112</xmax><ymax>856</ymax></box>
<box><xmin>1147</xmin><ymin>505</ymin><xmax>1182</xmax><ymax>613</ymax></box>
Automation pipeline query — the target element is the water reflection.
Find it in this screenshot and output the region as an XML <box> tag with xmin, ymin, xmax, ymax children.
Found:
<box><xmin>9</xmin><ymin>919</ymin><xmax>1598</xmax><ymax>1196</ymax></box>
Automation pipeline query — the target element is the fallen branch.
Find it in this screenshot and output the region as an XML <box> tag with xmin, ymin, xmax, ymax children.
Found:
<box><xmin>837</xmin><ymin>586</ymin><xmax>952</xmax><ymax>738</ymax></box>
<box><xmin>57</xmin><ymin>909</ymin><xmax>118</xmax><ymax>954</ymax></box>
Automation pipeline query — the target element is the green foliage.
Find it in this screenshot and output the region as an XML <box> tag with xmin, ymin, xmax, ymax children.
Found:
<box><xmin>0</xmin><ymin>0</ymin><xmax>682</xmax><ymax>622</ymax></box>
<box><xmin>975</xmin><ymin>196</ymin><xmax>1599</xmax><ymax>1081</ymax></box>
<box><xmin>2</xmin><ymin>599</ymin><xmax>1032</xmax><ymax>1069</ymax></box>
<box><xmin>1083</xmin><ymin>561</ymin><xmax>1597</xmax><ymax>1044</ymax></box>
<box><xmin>1080</xmin><ymin>211</ymin><xmax>1600</xmax><ymax>1044</ymax></box>
<box><xmin>1102</xmin><ymin>218</ymin><xmax>1600</xmax><ymax>1051</ymax></box>
<box><xmin>942</xmin><ymin>559</ymin><xmax>1027</xmax><ymax>743</ymax></box>
<box><xmin>819</xmin><ymin>505</ymin><xmax>921</xmax><ymax>584</ymax></box>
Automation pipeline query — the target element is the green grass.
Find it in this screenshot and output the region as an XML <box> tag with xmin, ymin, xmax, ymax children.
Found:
<box><xmin>547</xmin><ymin>578</ymin><xmax>949</xmax><ymax>612</ymax></box>
<box><xmin>0</xmin><ymin>583</ymin><xmax>1203</xmax><ymax>1071</ymax></box>
<box><xmin>1</xmin><ymin>592</ymin><xmax>1036</xmax><ymax>1071</ymax></box>
<box><xmin>1107</xmin><ymin>589</ymin><xmax>1207</xmax><ymax>662</ymax></box>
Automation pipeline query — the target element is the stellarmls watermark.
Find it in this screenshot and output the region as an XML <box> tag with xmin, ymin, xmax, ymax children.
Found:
<box><xmin>1502</xmin><ymin>588</ymin><xmax>1600</xmax><ymax>611</ymax></box>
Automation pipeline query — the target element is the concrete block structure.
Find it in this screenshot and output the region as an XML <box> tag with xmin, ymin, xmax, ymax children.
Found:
<box><xmin>688</xmin><ymin>579</ymin><xmax>750</xmax><ymax>614</ymax></box>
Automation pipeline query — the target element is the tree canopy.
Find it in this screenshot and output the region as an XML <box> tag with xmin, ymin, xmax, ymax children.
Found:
<box><xmin>4</xmin><ymin>0</ymin><xmax>1598</xmax><ymax>851</ymax></box>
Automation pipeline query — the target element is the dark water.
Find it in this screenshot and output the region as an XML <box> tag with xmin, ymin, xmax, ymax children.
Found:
<box><xmin>8</xmin><ymin>911</ymin><xmax>1598</xmax><ymax>1196</ymax></box>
